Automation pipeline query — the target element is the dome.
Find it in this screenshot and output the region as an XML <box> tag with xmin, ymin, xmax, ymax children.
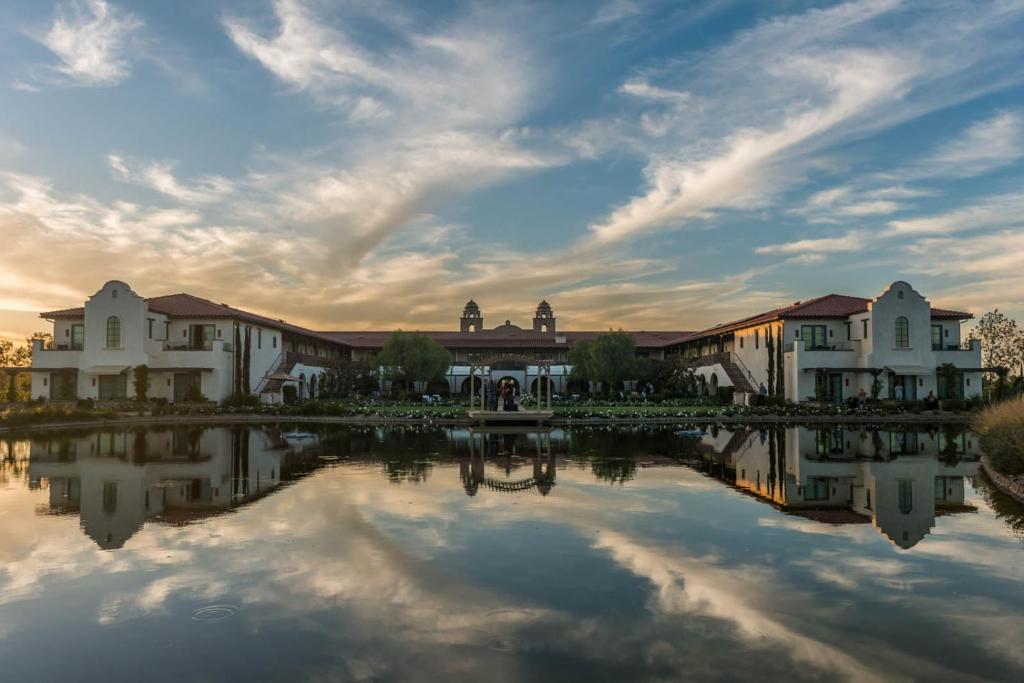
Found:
<box><xmin>462</xmin><ymin>299</ymin><xmax>481</xmax><ymax>316</ymax></box>
<box><xmin>535</xmin><ymin>300</ymin><xmax>553</xmax><ymax>316</ymax></box>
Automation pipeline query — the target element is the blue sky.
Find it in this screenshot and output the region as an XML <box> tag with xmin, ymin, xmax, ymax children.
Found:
<box><xmin>2</xmin><ymin>0</ymin><xmax>1024</xmax><ymax>341</ymax></box>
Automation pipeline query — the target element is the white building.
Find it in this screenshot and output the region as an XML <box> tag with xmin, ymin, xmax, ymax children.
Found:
<box><xmin>670</xmin><ymin>281</ymin><xmax>984</xmax><ymax>404</ymax></box>
<box><xmin>30</xmin><ymin>281</ymin><xmax>346</xmax><ymax>404</ymax></box>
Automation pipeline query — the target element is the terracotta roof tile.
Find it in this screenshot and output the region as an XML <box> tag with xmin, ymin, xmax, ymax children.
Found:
<box><xmin>41</xmin><ymin>293</ymin><xmax>343</xmax><ymax>347</ymax></box>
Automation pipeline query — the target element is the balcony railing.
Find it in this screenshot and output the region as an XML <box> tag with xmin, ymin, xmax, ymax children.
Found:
<box><xmin>933</xmin><ymin>341</ymin><xmax>979</xmax><ymax>352</ymax></box>
<box><xmin>162</xmin><ymin>342</ymin><xmax>233</xmax><ymax>352</ymax></box>
<box><xmin>787</xmin><ymin>340</ymin><xmax>858</xmax><ymax>352</ymax></box>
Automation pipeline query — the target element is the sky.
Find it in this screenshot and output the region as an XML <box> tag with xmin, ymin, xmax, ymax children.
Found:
<box><xmin>1</xmin><ymin>0</ymin><xmax>1024</xmax><ymax>342</ymax></box>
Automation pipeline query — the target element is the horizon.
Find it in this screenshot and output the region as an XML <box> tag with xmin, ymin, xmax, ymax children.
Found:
<box><xmin>3</xmin><ymin>0</ymin><xmax>1024</xmax><ymax>343</ymax></box>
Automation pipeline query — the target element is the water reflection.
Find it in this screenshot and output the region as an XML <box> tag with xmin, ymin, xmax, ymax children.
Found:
<box><xmin>690</xmin><ymin>427</ymin><xmax>981</xmax><ymax>548</ymax></box>
<box><xmin>23</xmin><ymin>427</ymin><xmax>321</xmax><ymax>548</ymax></box>
<box><xmin>1</xmin><ymin>423</ymin><xmax>1023</xmax><ymax>682</ymax></box>
<box><xmin>1</xmin><ymin>424</ymin><xmax>990</xmax><ymax>550</ymax></box>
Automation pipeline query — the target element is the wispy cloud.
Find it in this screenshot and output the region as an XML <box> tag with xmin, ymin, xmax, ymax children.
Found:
<box><xmin>107</xmin><ymin>154</ymin><xmax>234</xmax><ymax>204</ymax></box>
<box><xmin>32</xmin><ymin>0</ymin><xmax>141</xmax><ymax>87</ymax></box>
<box><xmin>586</xmin><ymin>0</ymin><xmax>1024</xmax><ymax>243</ymax></box>
<box><xmin>922</xmin><ymin>109</ymin><xmax>1024</xmax><ymax>178</ymax></box>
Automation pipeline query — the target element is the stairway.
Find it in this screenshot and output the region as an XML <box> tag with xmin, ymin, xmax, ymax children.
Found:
<box><xmin>721</xmin><ymin>358</ymin><xmax>756</xmax><ymax>394</ymax></box>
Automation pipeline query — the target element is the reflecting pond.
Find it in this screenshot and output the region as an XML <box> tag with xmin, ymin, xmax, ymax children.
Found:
<box><xmin>1</xmin><ymin>424</ymin><xmax>1022</xmax><ymax>682</ymax></box>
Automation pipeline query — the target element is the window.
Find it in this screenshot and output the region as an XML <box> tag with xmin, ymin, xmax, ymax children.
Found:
<box><xmin>931</xmin><ymin>324</ymin><xmax>943</xmax><ymax>350</ymax></box>
<box><xmin>845</xmin><ymin>321</ymin><xmax>852</xmax><ymax>341</ymax></box>
<box><xmin>71</xmin><ymin>324</ymin><xmax>84</xmax><ymax>350</ymax></box>
<box><xmin>258</xmin><ymin>329</ymin><xmax>263</xmax><ymax>350</ymax></box>
<box><xmin>937</xmin><ymin>371</ymin><xmax>963</xmax><ymax>400</ymax></box>
<box><xmin>816</xmin><ymin>428</ymin><xmax>844</xmax><ymax>456</ymax></box>
<box><xmin>801</xmin><ymin>325</ymin><xmax>827</xmax><ymax>350</ymax></box>
<box><xmin>189</xmin><ymin>324</ymin><xmax>215</xmax><ymax>350</ymax></box>
<box><xmin>105</xmin><ymin>316</ymin><xmax>121</xmax><ymax>348</ymax></box>
<box><xmin>272</xmin><ymin>335</ymin><xmax>277</xmax><ymax>349</ymax></box>
<box><xmin>934</xmin><ymin>477</ymin><xmax>947</xmax><ymax>501</ymax></box>
<box><xmin>862</xmin><ymin>319</ymin><xmax>869</xmax><ymax>338</ymax></box>
<box><xmin>804</xmin><ymin>478</ymin><xmax>830</xmax><ymax>501</ymax></box>
<box><xmin>897</xmin><ymin>479</ymin><xmax>913</xmax><ymax>514</ymax></box>
<box><xmin>102</xmin><ymin>482</ymin><xmax>118</xmax><ymax>515</ymax></box>
<box><xmin>755</xmin><ymin>330</ymin><xmax>760</xmax><ymax>349</ymax></box>
<box><xmin>894</xmin><ymin>316</ymin><xmax>910</xmax><ymax>348</ymax></box>
<box><xmin>97</xmin><ymin>432</ymin><xmax>126</xmax><ymax>456</ymax></box>
<box><xmin>148</xmin><ymin>318</ymin><xmax>155</xmax><ymax>339</ymax></box>
<box><xmin>890</xmin><ymin>432</ymin><xmax>918</xmax><ymax>455</ymax></box>
<box><xmin>739</xmin><ymin>337</ymin><xmax>744</xmax><ymax>349</ymax></box>
<box><xmin>98</xmin><ymin>374</ymin><xmax>127</xmax><ymax>400</ymax></box>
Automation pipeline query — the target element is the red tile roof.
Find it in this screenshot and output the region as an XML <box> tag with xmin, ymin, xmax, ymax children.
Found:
<box><xmin>321</xmin><ymin>329</ymin><xmax>692</xmax><ymax>350</ymax></box>
<box><xmin>671</xmin><ymin>293</ymin><xmax>972</xmax><ymax>344</ymax></box>
<box><xmin>40</xmin><ymin>293</ymin><xmax>343</xmax><ymax>347</ymax></box>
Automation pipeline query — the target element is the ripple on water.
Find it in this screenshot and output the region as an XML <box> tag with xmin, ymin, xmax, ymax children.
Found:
<box><xmin>487</xmin><ymin>637</ymin><xmax>524</xmax><ymax>653</ymax></box>
<box><xmin>191</xmin><ymin>605</ymin><xmax>239</xmax><ymax>623</ymax></box>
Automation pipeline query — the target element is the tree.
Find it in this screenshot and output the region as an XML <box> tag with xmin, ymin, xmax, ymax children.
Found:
<box><xmin>321</xmin><ymin>355</ymin><xmax>379</xmax><ymax>397</ymax></box>
<box><xmin>972</xmin><ymin>309</ymin><xmax>1024</xmax><ymax>381</ymax></box>
<box><xmin>775</xmin><ymin>326</ymin><xmax>784</xmax><ymax>398</ymax></box>
<box><xmin>378</xmin><ymin>332</ymin><xmax>451</xmax><ymax>392</ymax></box>
<box><xmin>1</xmin><ymin>334</ymin><xmax>47</xmax><ymax>402</ymax></box>
<box><xmin>133</xmin><ymin>365</ymin><xmax>150</xmax><ymax>402</ymax></box>
<box><xmin>242</xmin><ymin>326</ymin><xmax>252</xmax><ymax>394</ymax></box>
<box><xmin>233</xmin><ymin>324</ymin><xmax>243</xmax><ymax>395</ymax></box>
<box><xmin>569</xmin><ymin>331</ymin><xmax>637</xmax><ymax>395</ymax></box>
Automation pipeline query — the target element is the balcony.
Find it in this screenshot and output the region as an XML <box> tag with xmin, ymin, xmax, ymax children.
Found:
<box><xmin>150</xmin><ymin>340</ymin><xmax>233</xmax><ymax>372</ymax></box>
<box><xmin>934</xmin><ymin>340</ymin><xmax>982</xmax><ymax>368</ymax></box>
<box><xmin>31</xmin><ymin>339</ymin><xmax>82</xmax><ymax>370</ymax></box>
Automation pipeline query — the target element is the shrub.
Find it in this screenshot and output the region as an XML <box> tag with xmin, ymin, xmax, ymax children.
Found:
<box><xmin>282</xmin><ymin>385</ymin><xmax>298</xmax><ymax>404</ymax></box>
<box><xmin>716</xmin><ymin>386</ymin><xmax>735</xmax><ymax>405</ymax></box>
<box><xmin>940</xmin><ymin>399</ymin><xmax>966</xmax><ymax>412</ymax></box>
<box><xmin>975</xmin><ymin>397</ymin><xmax>1024</xmax><ymax>475</ymax></box>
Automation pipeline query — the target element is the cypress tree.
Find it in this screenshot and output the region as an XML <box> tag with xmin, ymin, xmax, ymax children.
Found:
<box><xmin>242</xmin><ymin>327</ymin><xmax>251</xmax><ymax>394</ymax></box>
<box><xmin>766</xmin><ymin>328</ymin><xmax>775</xmax><ymax>397</ymax></box>
<box><xmin>776</xmin><ymin>326</ymin><xmax>785</xmax><ymax>398</ymax></box>
<box><xmin>233</xmin><ymin>324</ymin><xmax>242</xmax><ymax>395</ymax></box>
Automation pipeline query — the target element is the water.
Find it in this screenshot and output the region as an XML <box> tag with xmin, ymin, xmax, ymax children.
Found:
<box><xmin>0</xmin><ymin>424</ymin><xmax>1022</xmax><ymax>682</ymax></box>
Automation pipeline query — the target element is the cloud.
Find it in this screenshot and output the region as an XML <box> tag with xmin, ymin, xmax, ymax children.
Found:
<box><xmin>587</xmin><ymin>0</ymin><xmax>1024</xmax><ymax>243</ymax></box>
<box><xmin>756</xmin><ymin>230</ymin><xmax>871</xmax><ymax>255</ymax></box>
<box><xmin>33</xmin><ymin>0</ymin><xmax>141</xmax><ymax>86</ymax></box>
<box><xmin>591</xmin><ymin>0</ymin><xmax>645</xmax><ymax>26</ymax></box>
<box><xmin>887</xmin><ymin>192</ymin><xmax>1024</xmax><ymax>236</ymax></box>
<box><xmin>620</xmin><ymin>78</ymin><xmax>691</xmax><ymax>104</ymax></box>
<box><xmin>922</xmin><ymin>109</ymin><xmax>1024</xmax><ymax>177</ymax></box>
<box><xmin>107</xmin><ymin>154</ymin><xmax>234</xmax><ymax>204</ymax></box>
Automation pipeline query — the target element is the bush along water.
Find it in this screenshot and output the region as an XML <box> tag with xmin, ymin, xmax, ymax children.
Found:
<box><xmin>975</xmin><ymin>396</ymin><xmax>1024</xmax><ymax>476</ymax></box>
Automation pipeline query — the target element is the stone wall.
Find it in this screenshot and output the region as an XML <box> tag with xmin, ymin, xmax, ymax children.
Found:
<box><xmin>981</xmin><ymin>456</ymin><xmax>1024</xmax><ymax>503</ymax></box>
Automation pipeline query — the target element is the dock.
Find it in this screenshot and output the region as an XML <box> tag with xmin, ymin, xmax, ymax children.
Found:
<box><xmin>467</xmin><ymin>410</ymin><xmax>554</xmax><ymax>426</ymax></box>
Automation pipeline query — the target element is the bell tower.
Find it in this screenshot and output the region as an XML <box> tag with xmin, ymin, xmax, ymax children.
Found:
<box><xmin>533</xmin><ymin>300</ymin><xmax>555</xmax><ymax>333</ymax></box>
<box><xmin>460</xmin><ymin>300</ymin><xmax>483</xmax><ymax>332</ymax></box>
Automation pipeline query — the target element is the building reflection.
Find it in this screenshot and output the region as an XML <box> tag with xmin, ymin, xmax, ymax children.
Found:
<box><xmin>691</xmin><ymin>427</ymin><xmax>981</xmax><ymax>548</ymax></box>
<box><xmin>7</xmin><ymin>423</ymin><xmax>989</xmax><ymax>551</ymax></box>
<box><xmin>26</xmin><ymin>427</ymin><xmax>321</xmax><ymax>549</ymax></box>
<box><xmin>458</xmin><ymin>428</ymin><xmax>558</xmax><ymax>496</ymax></box>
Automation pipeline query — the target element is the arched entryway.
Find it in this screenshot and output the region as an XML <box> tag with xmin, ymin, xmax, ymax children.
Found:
<box><xmin>309</xmin><ymin>373</ymin><xmax>318</xmax><ymax>399</ymax></box>
<box><xmin>709</xmin><ymin>372</ymin><xmax>718</xmax><ymax>395</ymax></box>
<box><xmin>298</xmin><ymin>373</ymin><xmax>306</xmax><ymax>400</ymax></box>
<box><xmin>531</xmin><ymin>376</ymin><xmax>554</xmax><ymax>396</ymax></box>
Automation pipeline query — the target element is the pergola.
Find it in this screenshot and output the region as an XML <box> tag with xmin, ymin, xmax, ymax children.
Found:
<box><xmin>467</xmin><ymin>353</ymin><xmax>556</xmax><ymax>412</ymax></box>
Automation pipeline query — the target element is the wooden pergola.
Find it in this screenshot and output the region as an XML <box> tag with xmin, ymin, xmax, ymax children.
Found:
<box><xmin>467</xmin><ymin>353</ymin><xmax>556</xmax><ymax>412</ymax></box>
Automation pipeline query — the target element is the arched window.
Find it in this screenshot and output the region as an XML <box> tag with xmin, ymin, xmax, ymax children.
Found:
<box><xmin>894</xmin><ymin>316</ymin><xmax>909</xmax><ymax>348</ymax></box>
<box><xmin>105</xmin><ymin>316</ymin><xmax>121</xmax><ymax>348</ymax></box>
